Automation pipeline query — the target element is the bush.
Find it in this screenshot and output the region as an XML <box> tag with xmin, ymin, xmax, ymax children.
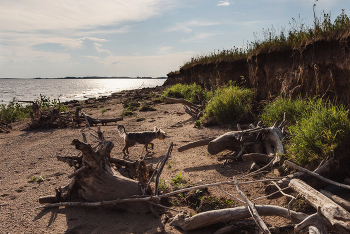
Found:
<box><xmin>0</xmin><ymin>98</ymin><xmax>30</xmax><ymax>123</ymax></box>
<box><xmin>201</xmin><ymin>82</ymin><xmax>254</xmax><ymax>125</ymax></box>
<box><xmin>261</xmin><ymin>97</ymin><xmax>350</xmax><ymax>165</ymax></box>
<box><xmin>260</xmin><ymin>97</ymin><xmax>315</xmax><ymax>126</ymax></box>
<box><xmin>163</xmin><ymin>83</ymin><xmax>210</xmax><ymax>103</ymax></box>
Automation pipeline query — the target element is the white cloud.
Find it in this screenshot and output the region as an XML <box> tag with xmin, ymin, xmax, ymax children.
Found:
<box><xmin>217</xmin><ymin>1</ymin><xmax>230</xmax><ymax>6</ymax></box>
<box><xmin>0</xmin><ymin>0</ymin><xmax>181</xmax><ymax>32</ymax></box>
<box><xmin>158</xmin><ymin>46</ymin><xmax>172</xmax><ymax>54</ymax></box>
<box><xmin>166</xmin><ymin>20</ymin><xmax>220</xmax><ymax>33</ymax></box>
<box><xmin>180</xmin><ymin>33</ymin><xmax>216</xmax><ymax>42</ymax></box>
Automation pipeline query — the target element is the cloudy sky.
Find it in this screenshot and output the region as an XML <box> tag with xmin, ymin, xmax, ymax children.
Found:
<box><xmin>0</xmin><ymin>0</ymin><xmax>348</xmax><ymax>78</ymax></box>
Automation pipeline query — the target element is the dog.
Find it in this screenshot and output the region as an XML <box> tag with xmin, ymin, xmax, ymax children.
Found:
<box><xmin>117</xmin><ymin>125</ymin><xmax>166</xmax><ymax>157</ymax></box>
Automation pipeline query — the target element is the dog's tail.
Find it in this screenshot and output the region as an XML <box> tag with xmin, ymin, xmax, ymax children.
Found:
<box><xmin>117</xmin><ymin>125</ymin><xmax>126</xmax><ymax>138</ymax></box>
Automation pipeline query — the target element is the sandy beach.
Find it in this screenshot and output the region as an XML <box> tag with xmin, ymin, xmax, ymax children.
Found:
<box><xmin>0</xmin><ymin>87</ymin><xmax>292</xmax><ymax>234</ymax></box>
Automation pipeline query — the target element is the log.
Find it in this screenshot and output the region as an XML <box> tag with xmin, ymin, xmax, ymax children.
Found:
<box><xmin>162</xmin><ymin>96</ymin><xmax>200</xmax><ymax>110</ymax></box>
<box><xmin>289</xmin><ymin>179</ymin><xmax>350</xmax><ymax>233</ymax></box>
<box><xmin>178</xmin><ymin>137</ymin><xmax>216</xmax><ymax>152</ymax></box>
<box><xmin>207</xmin><ymin>131</ymin><xmax>243</xmax><ymax>155</ymax></box>
<box><xmin>320</xmin><ymin>190</ymin><xmax>350</xmax><ymax>212</ymax></box>
<box><xmin>242</xmin><ymin>153</ymin><xmax>273</xmax><ymax>164</ymax></box>
<box><xmin>265</xmin><ymin>158</ymin><xmax>332</xmax><ymax>198</ymax></box>
<box><xmin>169</xmin><ymin>205</ymin><xmax>308</xmax><ymax>231</ymax></box>
<box><xmin>285</xmin><ymin>160</ymin><xmax>350</xmax><ymax>190</ymax></box>
<box><xmin>85</xmin><ymin>115</ymin><xmax>123</xmax><ymax>126</ymax></box>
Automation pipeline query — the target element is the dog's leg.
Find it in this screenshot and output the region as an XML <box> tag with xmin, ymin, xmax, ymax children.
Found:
<box><xmin>150</xmin><ymin>143</ymin><xmax>154</xmax><ymax>150</ymax></box>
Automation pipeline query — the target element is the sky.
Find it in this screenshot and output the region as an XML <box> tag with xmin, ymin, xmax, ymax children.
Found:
<box><xmin>0</xmin><ymin>0</ymin><xmax>349</xmax><ymax>78</ymax></box>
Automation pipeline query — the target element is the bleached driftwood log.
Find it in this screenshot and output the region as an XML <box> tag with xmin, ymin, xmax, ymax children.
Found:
<box><xmin>265</xmin><ymin>158</ymin><xmax>332</xmax><ymax>197</ymax></box>
<box><xmin>289</xmin><ymin>179</ymin><xmax>350</xmax><ymax>233</ymax></box>
<box><xmin>170</xmin><ymin>205</ymin><xmax>308</xmax><ymax>231</ymax></box>
<box><xmin>320</xmin><ymin>190</ymin><xmax>350</xmax><ymax>212</ymax></box>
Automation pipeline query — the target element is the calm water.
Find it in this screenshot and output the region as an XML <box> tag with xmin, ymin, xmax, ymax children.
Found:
<box><xmin>0</xmin><ymin>78</ymin><xmax>166</xmax><ymax>105</ymax></box>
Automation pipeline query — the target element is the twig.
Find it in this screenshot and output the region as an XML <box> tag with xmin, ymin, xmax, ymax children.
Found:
<box><xmin>233</xmin><ymin>177</ymin><xmax>271</xmax><ymax>234</ymax></box>
<box><xmin>36</xmin><ymin>178</ymin><xmax>281</xmax><ymax>209</ymax></box>
<box><xmin>284</xmin><ymin>160</ymin><xmax>350</xmax><ymax>190</ymax></box>
<box><xmin>272</xmin><ymin>181</ymin><xmax>296</xmax><ymax>223</ymax></box>
<box><xmin>217</xmin><ymin>185</ymin><xmax>246</xmax><ymax>204</ymax></box>
<box><xmin>154</xmin><ymin>142</ymin><xmax>173</xmax><ymax>195</ymax></box>
<box><xmin>147</xmin><ymin>201</ymin><xmax>182</xmax><ymax>213</ymax></box>
<box><xmin>252</xmin><ymin>187</ymin><xmax>292</xmax><ymax>201</ymax></box>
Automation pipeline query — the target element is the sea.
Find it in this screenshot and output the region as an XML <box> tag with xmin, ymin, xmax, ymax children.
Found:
<box><xmin>0</xmin><ymin>78</ymin><xmax>166</xmax><ymax>105</ymax></box>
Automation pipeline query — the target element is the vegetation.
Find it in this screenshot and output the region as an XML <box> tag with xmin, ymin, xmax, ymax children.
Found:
<box><xmin>174</xmin><ymin>9</ymin><xmax>350</xmax><ymax>71</ymax></box>
<box><xmin>201</xmin><ymin>81</ymin><xmax>254</xmax><ymax>125</ymax></box>
<box><xmin>171</xmin><ymin>171</ymin><xmax>186</xmax><ymax>187</ymax></box>
<box><xmin>0</xmin><ymin>98</ymin><xmax>30</xmax><ymax>123</ymax></box>
<box><xmin>163</xmin><ymin>83</ymin><xmax>210</xmax><ymax>103</ymax></box>
<box><xmin>0</xmin><ymin>95</ymin><xmax>68</xmax><ymax>123</ymax></box>
<box><xmin>261</xmin><ymin>97</ymin><xmax>350</xmax><ymax>165</ymax></box>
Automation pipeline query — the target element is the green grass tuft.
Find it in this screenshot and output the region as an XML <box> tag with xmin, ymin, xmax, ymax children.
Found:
<box><xmin>201</xmin><ymin>82</ymin><xmax>254</xmax><ymax>125</ymax></box>
<box><xmin>163</xmin><ymin>83</ymin><xmax>210</xmax><ymax>103</ymax></box>
<box><xmin>261</xmin><ymin>97</ymin><xmax>350</xmax><ymax>165</ymax></box>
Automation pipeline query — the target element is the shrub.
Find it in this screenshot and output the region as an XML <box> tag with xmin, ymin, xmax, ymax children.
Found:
<box><xmin>0</xmin><ymin>98</ymin><xmax>30</xmax><ymax>123</ymax></box>
<box><xmin>201</xmin><ymin>82</ymin><xmax>254</xmax><ymax>125</ymax></box>
<box><xmin>260</xmin><ymin>97</ymin><xmax>315</xmax><ymax>126</ymax></box>
<box><xmin>163</xmin><ymin>83</ymin><xmax>210</xmax><ymax>103</ymax></box>
<box><xmin>288</xmin><ymin>100</ymin><xmax>350</xmax><ymax>165</ymax></box>
<box><xmin>261</xmin><ymin>97</ymin><xmax>350</xmax><ymax>165</ymax></box>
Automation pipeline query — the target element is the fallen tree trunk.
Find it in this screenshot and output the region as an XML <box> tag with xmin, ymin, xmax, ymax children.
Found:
<box><xmin>178</xmin><ymin>137</ymin><xmax>216</xmax><ymax>152</ymax></box>
<box><xmin>289</xmin><ymin>179</ymin><xmax>350</xmax><ymax>233</ymax></box>
<box><xmin>320</xmin><ymin>189</ymin><xmax>350</xmax><ymax>212</ymax></box>
<box><xmin>169</xmin><ymin>205</ymin><xmax>308</xmax><ymax>231</ymax></box>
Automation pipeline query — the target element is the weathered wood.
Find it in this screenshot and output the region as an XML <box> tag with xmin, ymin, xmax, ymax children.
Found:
<box><xmin>265</xmin><ymin>158</ymin><xmax>332</xmax><ymax>197</ymax></box>
<box><xmin>169</xmin><ymin>205</ymin><xmax>308</xmax><ymax>231</ymax></box>
<box><xmin>233</xmin><ymin>177</ymin><xmax>271</xmax><ymax>234</ymax></box>
<box><xmin>289</xmin><ymin>179</ymin><xmax>350</xmax><ymax>233</ymax></box>
<box><xmin>178</xmin><ymin>137</ymin><xmax>216</xmax><ymax>152</ymax></box>
<box><xmin>162</xmin><ymin>96</ymin><xmax>200</xmax><ymax>110</ymax></box>
<box><xmin>285</xmin><ymin>160</ymin><xmax>350</xmax><ymax>190</ymax></box>
<box><xmin>242</xmin><ymin>153</ymin><xmax>273</xmax><ymax>164</ymax></box>
<box><xmin>320</xmin><ymin>189</ymin><xmax>350</xmax><ymax>212</ymax></box>
<box><xmin>294</xmin><ymin>212</ymin><xmax>328</xmax><ymax>234</ymax></box>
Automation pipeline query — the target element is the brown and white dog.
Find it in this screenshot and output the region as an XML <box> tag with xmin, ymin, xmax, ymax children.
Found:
<box><xmin>117</xmin><ymin>125</ymin><xmax>166</xmax><ymax>157</ymax></box>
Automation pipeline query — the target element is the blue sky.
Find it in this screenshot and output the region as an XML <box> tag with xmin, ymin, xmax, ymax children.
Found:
<box><xmin>0</xmin><ymin>0</ymin><xmax>349</xmax><ymax>78</ymax></box>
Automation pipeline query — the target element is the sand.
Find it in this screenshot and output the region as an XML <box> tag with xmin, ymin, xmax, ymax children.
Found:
<box><xmin>0</xmin><ymin>87</ymin><xmax>291</xmax><ymax>234</ymax></box>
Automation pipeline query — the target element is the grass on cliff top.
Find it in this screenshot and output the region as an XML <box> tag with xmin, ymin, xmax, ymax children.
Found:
<box><xmin>261</xmin><ymin>97</ymin><xmax>350</xmax><ymax>165</ymax></box>
<box><xmin>175</xmin><ymin>9</ymin><xmax>350</xmax><ymax>71</ymax></box>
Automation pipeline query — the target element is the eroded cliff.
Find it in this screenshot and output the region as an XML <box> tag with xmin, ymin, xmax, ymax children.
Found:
<box><xmin>165</xmin><ymin>34</ymin><xmax>350</xmax><ymax>107</ymax></box>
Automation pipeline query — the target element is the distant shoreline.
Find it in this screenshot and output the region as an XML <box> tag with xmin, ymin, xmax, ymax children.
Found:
<box><xmin>0</xmin><ymin>77</ymin><xmax>167</xmax><ymax>80</ymax></box>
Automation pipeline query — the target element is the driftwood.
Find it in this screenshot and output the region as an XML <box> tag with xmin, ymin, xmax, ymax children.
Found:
<box><xmin>320</xmin><ymin>189</ymin><xmax>350</xmax><ymax>212</ymax></box>
<box><xmin>265</xmin><ymin>158</ymin><xmax>332</xmax><ymax>197</ymax></box>
<box><xmin>289</xmin><ymin>179</ymin><xmax>350</xmax><ymax>233</ymax></box>
<box><xmin>233</xmin><ymin>177</ymin><xmax>270</xmax><ymax>234</ymax></box>
<box><xmin>0</xmin><ymin>121</ymin><xmax>12</xmax><ymax>133</ymax></box>
<box><xmin>169</xmin><ymin>205</ymin><xmax>308</xmax><ymax>231</ymax></box>
<box><xmin>178</xmin><ymin>119</ymin><xmax>286</xmax><ymax>173</ymax></box>
<box><xmin>25</xmin><ymin>101</ymin><xmax>122</xmax><ymax>129</ymax></box>
<box><xmin>39</xmin><ymin>129</ymin><xmax>152</xmax><ymax>213</ymax></box>
<box><xmin>162</xmin><ymin>96</ymin><xmax>203</xmax><ymax>119</ymax></box>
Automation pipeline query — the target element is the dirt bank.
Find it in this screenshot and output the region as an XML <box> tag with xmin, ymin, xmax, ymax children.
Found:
<box><xmin>166</xmin><ymin>34</ymin><xmax>350</xmax><ymax>107</ymax></box>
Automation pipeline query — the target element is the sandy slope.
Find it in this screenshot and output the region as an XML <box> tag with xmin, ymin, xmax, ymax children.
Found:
<box><xmin>0</xmin><ymin>89</ymin><xmax>291</xmax><ymax>234</ymax></box>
